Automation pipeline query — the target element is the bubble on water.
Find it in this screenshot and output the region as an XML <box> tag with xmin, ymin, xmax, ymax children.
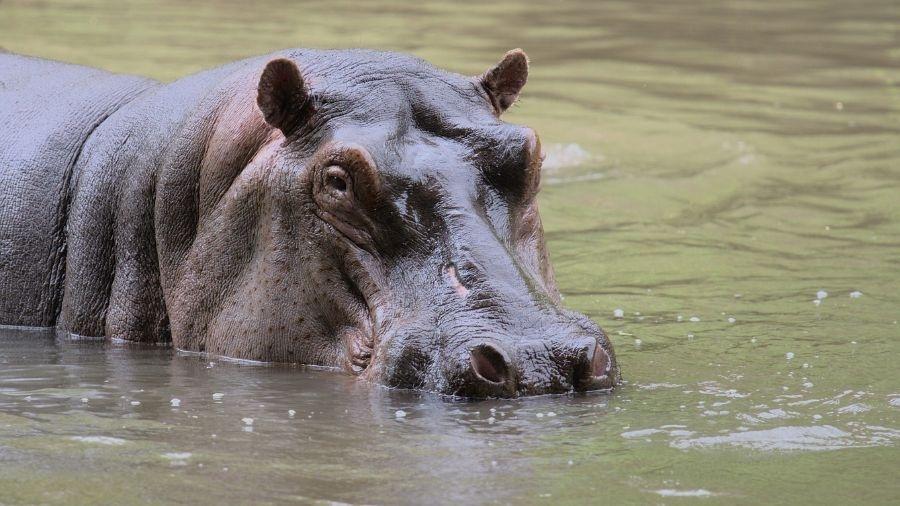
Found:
<box><xmin>677</xmin><ymin>315</ymin><xmax>683</xmax><ymax>322</ymax></box>
<box><xmin>288</xmin><ymin>409</ymin><xmax>296</xmax><ymax>418</ymax></box>
<box><xmin>750</xmin><ymin>337</ymin><xmax>757</xmax><ymax>343</ymax></box>
<box><xmin>536</xmin><ymin>413</ymin><xmax>545</xmax><ymax>418</ymax></box>
<box><xmin>889</xmin><ymin>397</ymin><xmax>900</xmax><ymax>407</ymax></box>
<box><xmin>546</xmin><ymin>412</ymin><xmax>557</xmax><ymax>417</ymax></box>
<box><xmin>803</xmin><ymin>382</ymin><xmax>814</xmax><ymax>388</ymax></box>
<box><xmin>170</xmin><ymin>398</ymin><xmax>181</xmax><ymax>407</ymax></box>
<box><xmin>727</xmin><ymin>317</ymin><xmax>736</xmax><ymax>323</ymax></box>
<box><xmin>241</xmin><ymin>417</ymin><xmax>254</xmax><ymax>426</ymax></box>
<box><xmin>813</xmin><ymin>299</ymin><xmax>821</xmax><ymax>306</ymax></box>
<box><xmin>487</xmin><ymin>417</ymin><xmax>496</xmax><ymax>424</ymax></box>
<box><xmin>816</xmin><ymin>290</ymin><xmax>828</xmax><ymax>300</ymax></box>
<box><xmin>689</xmin><ymin>316</ymin><xmax>700</xmax><ymax>322</ymax></box>
<box><xmin>80</xmin><ymin>397</ymin><xmax>89</xmax><ymax>403</ymax></box>
<box><xmin>212</xmin><ymin>393</ymin><xmax>224</xmax><ymax>401</ymax></box>
<box><xmin>394</xmin><ymin>410</ymin><xmax>407</xmax><ymax>419</ymax></box>
<box><xmin>813</xmin><ymin>414</ymin><xmax>823</xmax><ymax>420</ymax></box>
<box><xmin>786</xmin><ymin>352</ymin><xmax>795</xmax><ymax>360</ymax></box>
<box><xmin>734</xmin><ymin>293</ymin><xmax>742</xmax><ymax>299</ymax></box>
<box><xmin>567</xmin><ymin>460</ymin><xmax>574</xmax><ymax>466</ymax></box>
<box><xmin>613</xmin><ymin>308</ymin><xmax>624</xmax><ymax>318</ymax></box>
<box><xmin>491</xmin><ymin>460</ymin><xmax>498</xmax><ymax>467</ymax></box>
<box><xmin>634</xmin><ymin>338</ymin><xmax>642</xmax><ymax>347</ymax></box>
<box><xmin>687</xmin><ymin>334</ymin><xmax>695</xmax><ymax>339</ymax></box>
<box><xmin>802</xmin><ymin>363</ymin><xmax>810</xmax><ymax>369</ymax></box>
<box><xmin>835</xmin><ymin>102</ymin><xmax>844</xmax><ymax>110</ymax></box>
<box><xmin>849</xmin><ymin>291</ymin><xmax>862</xmax><ymax>299</ymax></box>
<box><xmin>130</xmin><ymin>401</ymin><xmax>141</xmax><ymax>406</ymax></box>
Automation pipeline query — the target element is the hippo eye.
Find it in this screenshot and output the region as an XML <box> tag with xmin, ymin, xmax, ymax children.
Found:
<box><xmin>325</xmin><ymin>166</ymin><xmax>349</xmax><ymax>194</ymax></box>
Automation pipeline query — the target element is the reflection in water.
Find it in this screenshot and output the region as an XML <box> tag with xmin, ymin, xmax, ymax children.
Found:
<box><xmin>1</xmin><ymin>0</ymin><xmax>899</xmax><ymax>503</ymax></box>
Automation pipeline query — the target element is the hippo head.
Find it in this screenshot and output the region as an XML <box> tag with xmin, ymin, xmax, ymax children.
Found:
<box><xmin>163</xmin><ymin>49</ymin><xmax>618</xmax><ymax>397</ymax></box>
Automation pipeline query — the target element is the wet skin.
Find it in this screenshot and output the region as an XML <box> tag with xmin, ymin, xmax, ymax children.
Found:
<box><xmin>0</xmin><ymin>48</ymin><xmax>619</xmax><ymax>397</ymax></box>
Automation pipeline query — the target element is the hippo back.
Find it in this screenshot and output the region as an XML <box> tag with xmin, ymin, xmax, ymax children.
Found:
<box><xmin>0</xmin><ymin>54</ymin><xmax>156</xmax><ymax>327</ymax></box>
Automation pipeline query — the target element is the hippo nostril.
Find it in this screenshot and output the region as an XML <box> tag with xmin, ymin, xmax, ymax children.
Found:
<box><xmin>573</xmin><ymin>343</ymin><xmax>616</xmax><ymax>392</ymax></box>
<box><xmin>469</xmin><ymin>344</ymin><xmax>509</xmax><ymax>384</ymax></box>
<box><xmin>590</xmin><ymin>346</ymin><xmax>612</xmax><ymax>379</ymax></box>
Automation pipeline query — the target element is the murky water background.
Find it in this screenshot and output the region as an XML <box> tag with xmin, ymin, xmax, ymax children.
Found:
<box><xmin>2</xmin><ymin>0</ymin><xmax>899</xmax><ymax>503</ymax></box>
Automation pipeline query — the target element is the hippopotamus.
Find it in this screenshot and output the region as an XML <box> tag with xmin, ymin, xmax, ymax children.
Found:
<box><xmin>0</xmin><ymin>48</ymin><xmax>618</xmax><ymax>397</ymax></box>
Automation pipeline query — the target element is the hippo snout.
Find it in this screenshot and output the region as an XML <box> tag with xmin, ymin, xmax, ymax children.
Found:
<box><xmin>444</xmin><ymin>334</ymin><xmax>618</xmax><ymax>398</ymax></box>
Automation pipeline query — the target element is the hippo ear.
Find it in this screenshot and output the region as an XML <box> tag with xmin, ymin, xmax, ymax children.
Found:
<box><xmin>479</xmin><ymin>49</ymin><xmax>529</xmax><ymax>114</ymax></box>
<box><xmin>257</xmin><ymin>58</ymin><xmax>310</xmax><ymax>135</ymax></box>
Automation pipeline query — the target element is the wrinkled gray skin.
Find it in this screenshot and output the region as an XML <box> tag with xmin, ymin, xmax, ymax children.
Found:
<box><xmin>0</xmin><ymin>49</ymin><xmax>618</xmax><ymax>397</ymax></box>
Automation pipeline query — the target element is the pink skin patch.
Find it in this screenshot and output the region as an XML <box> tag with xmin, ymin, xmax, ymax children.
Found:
<box><xmin>443</xmin><ymin>264</ymin><xmax>469</xmax><ymax>298</ymax></box>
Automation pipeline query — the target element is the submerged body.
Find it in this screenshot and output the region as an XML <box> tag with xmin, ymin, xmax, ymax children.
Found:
<box><xmin>0</xmin><ymin>49</ymin><xmax>618</xmax><ymax>397</ymax></box>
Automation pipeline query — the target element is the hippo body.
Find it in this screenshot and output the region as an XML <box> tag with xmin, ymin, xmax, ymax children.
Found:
<box><xmin>0</xmin><ymin>50</ymin><xmax>618</xmax><ymax>397</ymax></box>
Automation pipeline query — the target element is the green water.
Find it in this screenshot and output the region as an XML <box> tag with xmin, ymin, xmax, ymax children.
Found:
<box><xmin>1</xmin><ymin>0</ymin><xmax>899</xmax><ymax>504</ymax></box>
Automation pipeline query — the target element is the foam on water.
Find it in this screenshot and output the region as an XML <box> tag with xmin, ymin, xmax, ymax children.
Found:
<box><xmin>70</xmin><ymin>436</ymin><xmax>128</xmax><ymax>446</ymax></box>
<box><xmin>654</xmin><ymin>489</ymin><xmax>715</xmax><ymax>497</ymax></box>
<box><xmin>669</xmin><ymin>425</ymin><xmax>884</xmax><ymax>452</ymax></box>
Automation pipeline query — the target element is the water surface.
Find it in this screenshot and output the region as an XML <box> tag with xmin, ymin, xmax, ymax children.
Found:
<box><xmin>1</xmin><ymin>0</ymin><xmax>899</xmax><ymax>504</ymax></box>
